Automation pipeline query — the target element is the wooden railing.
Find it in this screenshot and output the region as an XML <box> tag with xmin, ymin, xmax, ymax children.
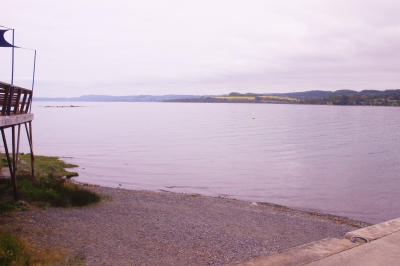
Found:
<box><xmin>0</xmin><ymin>81</ymin><xmax>33</xmax><ymax>116</ymax></box>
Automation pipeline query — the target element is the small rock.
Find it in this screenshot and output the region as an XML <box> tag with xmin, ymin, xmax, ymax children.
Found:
<box><xmin>19</xmin><ymin>159</ymin><xmax>28</xmax><ymax>165</ymax></box>
<box><xmin>49</xmin><ymin>164</ymin><xmax>56</xmax><ymax>171</ymax></box>
<box><xmin>251</xmin><ymin>202</ymin><xmax>258</xmax><ymax>206</ymax></box>
<box><xmin>16</xmin><ymin>200</ymin><xmax>29</xmax><ymax>207</ymax></box>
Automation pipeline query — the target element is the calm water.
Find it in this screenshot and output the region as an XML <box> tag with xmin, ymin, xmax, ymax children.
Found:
<box><xmin>14</xmin><ymin>102</ymin><xmax>400</xmax><ymax>223</ymax></box>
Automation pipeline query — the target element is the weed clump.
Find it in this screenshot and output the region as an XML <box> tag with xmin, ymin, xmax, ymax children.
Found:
<box><xmin>0</xmin><ymin>154</ymin><xmax>99</xmax><ymax>265</ymax></box>
<box><xmin>18</xmin><ymin>177</ymin><xmax>101</xmax><ymax>207</ymax></box>
<box><xmin>0</xmin><ymin>200</ymin><xmax>15</xmax><ymax>214</ymax></box>
<box><xmin>0</xmin><ymin>153</ymin><xmax>101</xmax><ymax>209</ymax></box>
<box><xmin>0</xmin><ymin>228</ymin><xmax>62</xmax><ymax>265</ymax></box>
<box><xmin>0</xmin><ymin>228</ymin><xmax>30</xmax><ymax>265</ymax></box>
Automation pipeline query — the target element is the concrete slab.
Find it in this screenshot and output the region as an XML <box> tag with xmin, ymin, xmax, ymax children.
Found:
<box><xmin>236</xmin><ymin>218</ymin><xmax>400</xmax><ymax>266</ymax></box>
<box><xmin>345</xmin><ymin>217</ymin><xmax>400</xmax><ymax>242</ymax></box>
<box><xmin>306</xmin><ymin>231</ymin><xmax>400</xmax><ymax>266</ymax></box>
<box><xmin>235</xmin><ymin>238</ymin><xmax>357</xmax><ymax>266</ymax></box>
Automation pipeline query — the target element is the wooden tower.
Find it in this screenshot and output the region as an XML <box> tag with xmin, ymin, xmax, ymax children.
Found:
<box><xmin>0</xmin><ymin>81</ymin><xmax>34</xmax><ymax>201</ymax></box>
<box><xmin>1</xmin><ymin>26</ymin><xmax>36</xmax><ymax>201</ymax></box>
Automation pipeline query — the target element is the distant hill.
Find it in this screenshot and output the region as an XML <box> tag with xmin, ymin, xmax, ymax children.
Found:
<box><xmin>35</xmin><ymin>94</ymin><xmax>204</xmax><ymax>102</ymax></box>
<box><xmin>35</xmin><ymin>89</ymin><xmax>400</xmax><ymax>106</ymax></box>
<box><xmin>166</xmin><ymin>89</ymin><xmax>400</xmax><ymax>106</ymax></box>
<box><xmin>264</xmin><ymin>90</ymin><xmax>372</xmax><ymax>99</ymax></box>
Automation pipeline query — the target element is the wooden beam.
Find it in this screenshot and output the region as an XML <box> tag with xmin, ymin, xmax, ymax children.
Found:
<box><xmin>0</xmin><ymin>114</ymin><xmax>33</xmax><ymax>127</ymax></box>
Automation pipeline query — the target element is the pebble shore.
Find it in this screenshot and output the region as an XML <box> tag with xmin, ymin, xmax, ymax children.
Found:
<box><xmin>2</xmin><ymin>185</ymin><xmax>370</xmax><ymax>265</ymax></box>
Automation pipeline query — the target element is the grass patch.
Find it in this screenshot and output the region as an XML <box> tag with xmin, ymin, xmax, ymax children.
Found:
<box><xmin>214</xmin><ymin>96</ymin><xmax>256</xmax><ymax>100</ymax></box>
<box><xmin>0</xmin><ymin>154</ymin><xmax>100</xmax><ymax>265</ymax></box>
<box><xmin>213</xmin><ymin>95</ymin><xmax>298</xmax><ymax>101</ymax></box>
<box><xmin>259</xmin><ymin>95</ymin><xmax>298</xmax><ymax>101</ymax></box>
<box><xmin>0</xmin><ymin>228</ymin><xmax>62</xmax><ymax>265</ymax></box>
<box><xmin>0</xmin><ymin>153</ymin><xmax>101</xmax><ymax>208</ymax></box>
<box><xmin>17</xmin><ymin>154</ymin><xmax>79</xmax><ymax>180</ymax></box>
<box><xmin>0</xmin><ymin>200</ymin><xmax>15</xmax><ymax>214</ymax></box>
<box><xmin>17</xmin><ymin>177</ymin><xmax>101</xmax><ymax>207</ymax></box>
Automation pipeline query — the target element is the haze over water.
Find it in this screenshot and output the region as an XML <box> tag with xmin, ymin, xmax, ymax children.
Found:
<box><xmin>19</xmin><ymin>102</ymin><xmax>400</xmax><ymax>224</ymax></box>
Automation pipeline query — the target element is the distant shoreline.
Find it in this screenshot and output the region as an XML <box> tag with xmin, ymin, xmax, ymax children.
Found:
<box><xmin>34</xmin><ymin>99</ymin><xmax>400</xmax><ymax>107</ymax></box>
<box><xmin>164</xmin><ymin>100</ymin><xmax>400</xmax><ymax>107</ymax></box>
<box><xmin>34</xmin><ymin>89</ymin><xmax>400</xmax><ymax>106</ymax></box>
<box><xmin>38</xmin><ymin>105</ymin><xmax>94</xmax><ymax>108</ymax></box>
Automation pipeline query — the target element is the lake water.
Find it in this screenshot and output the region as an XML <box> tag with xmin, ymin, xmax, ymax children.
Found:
<box><xmin>13</xmin><ymin>102</ymin><xmax>400</xmax><ymax>224</ymax></box>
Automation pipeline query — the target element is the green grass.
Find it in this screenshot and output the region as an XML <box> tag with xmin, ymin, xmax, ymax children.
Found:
<box><xmin>213</xmin><ymin>95</ymin><xmax>298</xmax><ymax>101</ymax></box>
<box><xmin>16</xmin><ymin>177</ymin><xmax>101</xmax><ymax>208</ymax></box>
<box><xmin>214</xmin><ymin>96</ymin><xmax>256</xmax><ymax>100</ymax></box>
<box><xmin>0</xmin><ymin>153</ymin><xmax>101</xmax><ymax>210</ymax></box>
<box><xmin>17</xmin><ymin>154</ymin><xmax>79</xmax><ymax>180</ymax></box>
<box><xmin>0</xmin><ymin>154</ymin><xmax>102</xmax><ymax>265</ymax></box>
<box><xmin>259</xmin><ymin>96</ymin><xmax>298</xmax><ymax>101</ymax></box>
<box><xmin>0</xmin><ymin>200</ymin><xmax>15</xmax><ymax>214</ymax></box>
<box><xmin>0</xmin><ymin>228</ymin><xmax>31</xmax><ymax>265</ymax></box>
<box><xmin>0</xmin><ymin>228</ymin><xmax>63</xmax><ymax>266</ymax></box>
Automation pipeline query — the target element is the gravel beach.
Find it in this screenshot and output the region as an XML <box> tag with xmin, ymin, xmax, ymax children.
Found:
<box><xmin>1</xmin><ymin>185</ymin><xmax>370</xmax><ymax>265</ymax></box>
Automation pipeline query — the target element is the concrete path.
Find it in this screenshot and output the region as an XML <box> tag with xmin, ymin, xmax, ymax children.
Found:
<box><xmin>307</xmin><ymin>230</ymin><xmax>400</xmax><ymax>265</ymax></box>
<box><xmin>236</xmin><ymin>217</ymin><xmax>400</xmax><ymax>266</ymax></box>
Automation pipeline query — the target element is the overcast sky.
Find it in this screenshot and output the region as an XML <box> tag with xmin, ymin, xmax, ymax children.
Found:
<box><xmin>1</xmin><ymin>0</ymin><xmax>399</xmax><ymax>97</ymax></box>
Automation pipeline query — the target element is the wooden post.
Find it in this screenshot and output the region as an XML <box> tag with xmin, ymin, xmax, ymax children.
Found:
<box><xmin>16</xmin><ymin>124</ymin><xmax>21</xmax><ymax>169</ymax></box>
<box><xmin>25</xmin><ymin>122</ymin><xmax>35</xmax><ymax>182</ymax></box>
<box><xmin>11</xmin><ymin>125</ymin><xmax>18</xmax><ymax>201</ymax></box>
<box><xmin>1</xmin><ymin>128</ymin><xmax>13</xmax><ymax>183</ymax></box>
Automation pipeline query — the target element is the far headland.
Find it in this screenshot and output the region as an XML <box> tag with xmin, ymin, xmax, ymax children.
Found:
<box><xmin>35</xmin><ymin>89</ymin><xmax>400</xmax><ymax>106</ymax></box>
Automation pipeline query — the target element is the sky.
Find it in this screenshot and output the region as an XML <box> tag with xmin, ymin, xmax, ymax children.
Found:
<box><xmin>1</xmin><ymin>0</ymin><xmax>400</xmax><ymax>97</ymax></box>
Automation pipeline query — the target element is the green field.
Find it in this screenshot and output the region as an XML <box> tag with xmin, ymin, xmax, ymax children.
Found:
<box><xmin>213</xmin><ymin>95</ymin><xmax>298</xmax><ymax>101</ymax></box>
<box><xmin>214</xmin><ymin>96</ymin><xmax>256</xmax><ymax>100</ymax></box>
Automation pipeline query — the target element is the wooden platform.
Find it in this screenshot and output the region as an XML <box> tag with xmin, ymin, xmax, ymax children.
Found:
<box><xmin>0</xmin><ymin>81</ymin><xmax>34</xmax><ymax>200</ymax></box>
<box><xmin>0</xmin><ymin>113</ymin><xmax>34</xmax><ymax>127</ymax></box>
<box><xmin>0</xmin><ymin>81</ymin><xmax>32</xmax><ymax>116</ymax></box>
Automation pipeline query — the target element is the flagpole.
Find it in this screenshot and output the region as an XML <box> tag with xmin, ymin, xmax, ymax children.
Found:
<box><xmin>11</xmin><ymin>29</ymin><xmax>14</xmax><ymax>85</ymax></box>
<box><xmin>29</xmin><ymin>50</ymin><xmax>36</xmax><ymax>113</ymax></box>
<box><xmin>8</xmin><ymin>29</ymin><xmax>15</xmax><ymax>116</ymax></box>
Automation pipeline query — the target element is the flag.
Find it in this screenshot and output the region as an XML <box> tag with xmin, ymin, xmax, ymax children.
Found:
<box><xmin>0</xmin><ymin>29</ymin><xmax>17</xmax><ymax>48</ymax></box>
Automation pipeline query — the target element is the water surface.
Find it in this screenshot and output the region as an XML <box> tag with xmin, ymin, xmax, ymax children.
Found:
<box><xmin>15</xmin><ymin>102</ymin><xmax>400</xmax><ymax>223</ymax></box>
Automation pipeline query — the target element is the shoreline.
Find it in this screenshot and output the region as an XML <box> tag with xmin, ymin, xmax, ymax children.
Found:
<box><xmin>1</xmin><ymin>183</ymin><xmax>371</xmax><ymax>265</ymax></box>
<box><xmin>76</xmin><ymin>180</ymin><xmax>371</xmax><ymax>228</ymax></box>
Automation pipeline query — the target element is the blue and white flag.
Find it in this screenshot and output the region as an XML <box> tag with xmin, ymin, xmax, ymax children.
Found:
<box><xmin>0</xmin><ymin>29</ymin><xmax>17</xmax><ymax>48</ymax></box>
